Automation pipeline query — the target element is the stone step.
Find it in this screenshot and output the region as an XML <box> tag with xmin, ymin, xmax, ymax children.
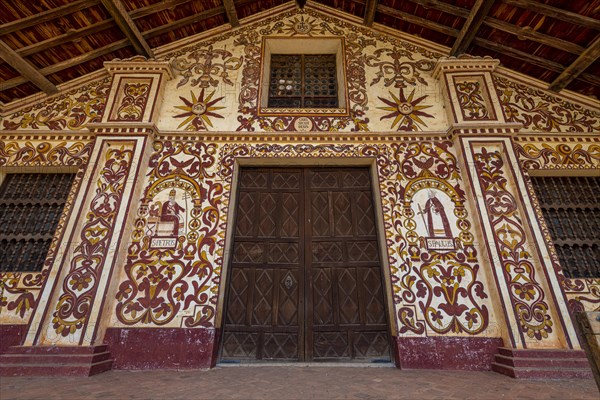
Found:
<box><xmin>491</xmin><ymin>362</ymin><xmax>594</xmax><ymax>380</ymax></box>
<box><xmin>0</xmin><ymin>345</ymin><xmax>113</xmax><ymax>376</ymax></box>
<box><xmin>494</xmin><ymin>354</ymin><xmax>591</xmax><ymax>369</ymax></box>
<box><xmin>0</xmin><ymin>351</ymin><xmax>112</xmax><ymax>365</ymax></box>
<box><xmin>496</xmin><ymin>347</ymin><xmax>588</xmax><ymax>359</ymax></box>
<box><xmin>0</xmin><ymin>359</ymin><xmax>113</xmax><ymax>377</ymax></box>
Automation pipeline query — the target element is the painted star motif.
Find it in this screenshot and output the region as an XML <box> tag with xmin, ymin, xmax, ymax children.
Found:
<box><xmin>174</xmin><ymin>89</ymin><xmax>225</xmax><ymax>130</ymax></box>
<box><xmin>377</xmin><ymin>88</ymin><xmax>433</xmax><ymax>131</ymax></box>
<box><xmin>282</xmin><ymin>15</ymin><xmax>317</xmax><ymax>36</ymax></box>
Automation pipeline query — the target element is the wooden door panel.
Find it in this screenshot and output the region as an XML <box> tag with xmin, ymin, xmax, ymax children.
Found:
<box><xmin>313</xmin><ymin>331</ymin><xmax>350</xmax><ymax>359</ymax></box>
<box><xmin>222</xmin><ymin>167</ymin><xmax>390</xmax><ymax>362</ymax></box>
<box><xmin>306</xmin><ymin>168</ymin><xmax>391</xmax><ymax>362</ymax></box>
<box><xmin>222</xmin><ymin>169</ymin><xmax>303</xmax><ymax>361</ymax></box>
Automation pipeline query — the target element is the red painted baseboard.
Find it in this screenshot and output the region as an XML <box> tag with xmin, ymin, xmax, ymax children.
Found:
<box><xmin>0</xmin><ymin>325</ymin><xmax>27</xmax><ymax>354</ymax></box>
<box><xmin>104</xmin><ymin>327</ymin><xmax>218</xmax><ymax>370</ymax></box>
<box><xmin>393</xmin><ymin>336</ymin><xmax>504</xmax><ymax>370</ymax></box>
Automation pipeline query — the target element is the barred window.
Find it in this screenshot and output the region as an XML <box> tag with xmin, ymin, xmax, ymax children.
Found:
<box><xmin>530</xmin><ymin>176</ymin><xmax>600</xmax><ymax>278</ymax></box>
<box><xmin>268</xmin><ymin>54</ymin><xmax>338</xmax><ymax>108</ymax></box>
<box><xmin>0</xmin><ymin>173</ymin><xmax>74</xmax><ymax>272</ymax></box>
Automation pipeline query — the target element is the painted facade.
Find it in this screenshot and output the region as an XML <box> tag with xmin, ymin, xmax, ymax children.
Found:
<box><xmin>1</xmin><ymin>4</ymin><xmax>598</xmax><ymax>372</ymax></box>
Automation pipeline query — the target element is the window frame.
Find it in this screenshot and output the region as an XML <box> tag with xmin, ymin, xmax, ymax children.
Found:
<box><xmin>259</xmin><ymin>37</ymin><xmax>349</xmax><ymax>116</ymax></box>
<box><xmin>0</xmin><ymin>172</ymin><xmax>75</xmax><ymax>273</ymax></box>
<box><xmin>530</xmin><ymin>174</ymin><xmax>599</xmax><ymax>279</ymax></box>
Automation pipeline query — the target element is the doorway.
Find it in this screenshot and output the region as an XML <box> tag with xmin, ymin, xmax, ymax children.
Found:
<box><xmin>220</xmin><ymin>167</ymin><xmax>391</xmax><ymax>362</ymax></box>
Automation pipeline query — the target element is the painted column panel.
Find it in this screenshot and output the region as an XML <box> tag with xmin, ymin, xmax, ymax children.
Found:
<box><xmin>23</xmin><ymin>58</ymin><xmax>174</xmax><ymax>347</ymax></box>
<box><xmin>25</xmin><ymin>135</ymin><xmax>149</xmax><ymax>346</ymax></box>
<box><xmin>461</xmin><ymin>136</ymin><xmax>580</xmax><ymax>349</ymax></box>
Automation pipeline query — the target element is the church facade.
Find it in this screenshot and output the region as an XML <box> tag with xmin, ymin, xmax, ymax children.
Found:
<box><xmin>0</xmin><ymin>3</ymin><xmax>598</xmax><ymax>377</ymax></box>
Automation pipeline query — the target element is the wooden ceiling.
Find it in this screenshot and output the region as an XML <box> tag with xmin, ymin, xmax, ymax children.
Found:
<box><xmin>0</xmin><ymin>0</ymin><xmax>599</xmax><ymax>105</ymax></box>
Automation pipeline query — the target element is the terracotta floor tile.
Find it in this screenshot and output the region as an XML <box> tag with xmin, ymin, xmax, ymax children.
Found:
<box><xmin>1</xmin><ymin>366</ymin><xmax>598</xmax><ymax>399</ymax></box>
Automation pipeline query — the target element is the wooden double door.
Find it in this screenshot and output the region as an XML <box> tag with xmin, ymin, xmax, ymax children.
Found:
<box><xmin>221</xmin><ymin>168</ymin><xmax>391</xmax><ymax>362</ymax></box>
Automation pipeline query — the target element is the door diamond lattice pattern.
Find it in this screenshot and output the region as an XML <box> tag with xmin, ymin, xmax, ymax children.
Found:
<box><xmin>221</xmin><ymin>168</ymin><xmax>391</xmax><ymax>362</ymax></box>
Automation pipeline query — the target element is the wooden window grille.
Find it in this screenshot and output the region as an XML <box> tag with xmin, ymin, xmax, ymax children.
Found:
<box><xmin>0</xmin><ymin>173</ymin><xmax>74</xmax><ymax>272</ymax></box>
<box><xmin>530</xmin><ymin>176</ymin><xmax>600</xmax><ymax>278</ymax></box>
<box><xmin>268</xmin><ymin>54</ymin><xmax>338</xmax><ymax>108</ymax></box>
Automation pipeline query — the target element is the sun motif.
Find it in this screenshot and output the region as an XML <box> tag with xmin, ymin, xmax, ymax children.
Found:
<box><xmin>174</xmin><ymin>89</ymin><xmax>225</xmax><ymax>130</ymax></box>
<box><xmin>377</xmin><ymin>89</ymin><xmax>433</xmax><ymax>131</ymax></box>
<box><xmin>282</xmin><ymin>15</ymin><xmax>317</xmax><ymax>36</ymax></box>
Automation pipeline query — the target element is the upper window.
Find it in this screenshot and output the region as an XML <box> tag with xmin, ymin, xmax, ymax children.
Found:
<box><xmin>259</xmin><ymin>37</ymin><xmax>347</xmax><ymax>116</ymax></box>
<box><xmin>531</xmin><ymin>175</ymin><xmax>599</xmax><ymax>278</ymax></box>
<box><xmin>0</xmin><ymin>173</ymin><xmax>74</xmax><ymax>272</ymax></box>
<box><xmin>268</xmin><ymin>54</ymin><xmax>338</xmax><ymax>108</ymax></box>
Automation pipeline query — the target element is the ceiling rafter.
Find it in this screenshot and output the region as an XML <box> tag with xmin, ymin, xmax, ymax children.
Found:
<box><xmin>16</xmin><ymin>19</ymin><xmax>114</xmax><ymax>58</ymax></box>
<box><xmin>501</xmin><ymin>0</ymin><xmax>600</xmax><ymax>30</ymax></box>
<box><xmin>412</xmin><ymin>0</ymin><xmax>590</xmax><ymax>56</ymax></box>
<box><xmin>141</xmin><ymin>7</ymin><xmax>225</xmax><ymax>40</ymax></box>
<box><xmin>128</xmin><ymin>0</ymin><xmax>193</xmax><ymax>20</ymax></box>
<box><xmin>474</xmin><ymin>37</ymin><xmax>600</xmax><ymax>87</ymax></box>
<box><xmin>0</xmin><ymin>0</ymin><xmax>100</xmax><ymax>36</ymax></box>
<box><xmin>549</xmin><ymin>36</ymin><xmax>600</xmax><ymax>92</ymax></box>
<box><xmin>364</xmin><ymin>0</ymin><xmax>378</xmax><ymax>27</ymax></box>
<box><xmin>100</xmin><ymin>0</ymin><xmax>154</xmax><ymax>58</ymax></box>
<box><xmin>483</xmin><ymin>18</ymin><xmax>585</xmax><ymax>55</ymax></box>
<box><xmin>2</xmin><ymin>39</ymin><xmax>130</xmax><ymax>91</ymax></box>
<box><xmin>0</xmin><ymin>40</ymin><xmax>57</xmax><ymax>94</ymax></box>
<box><xmin>10</xmin><ymin>0</ymin><xmax>206</xmax><ymax>58</ymax></box>
<box><xmin>377</xmin><ymin>5</ymin><xmax>458</xmax><ymax>36</ymax></box>
<box><xmin>409</xmin><ymin>0</ymin><xmax>469</xmax><ymax>18</ymax></box>
<box><xmin>451</xmin><ymin>0</ymin><xmax>495</xmax><ymax>56</ymax></box>
<box><xmin>223</xmin><ymin>0</ymin><xmax>239</xmax><ymax>27</ymax></box>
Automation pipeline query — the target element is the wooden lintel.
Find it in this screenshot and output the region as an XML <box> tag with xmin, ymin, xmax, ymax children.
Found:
<box><xmin>377</xmin><ymin>5</ymin><xmax>459</xmax><ymax>37</ymax></box>
<box><xmin>0</xmin><ymin>40</ymin><xmax>57</xmax><ymax>94</ymax></box>
<box><xmin>483</xmin><ymin>17</ymin><xmax>585</xmax><ymax>55</ymax></box>
<box><xmin>364</xmin><ymin>0</ymin><xmax>378</xmax><ymax>27</ymax></box>
<box><xmin>0</xmin><ymin>0</ymin><xmax>99</xmax><ymax>36</ymax></box>
<box><xmin>223</xmin><ymin>0</ymin><xmax>239</xmax><ymax>27</ymax></box>
<box><xmin>501</xmin><ymin>0</ymin><xmax>600</xmax><ymax>31</ymax></box>
<box><xmin>100</xmin><ymin>0</ymin><xmax>154</xmax><ymax>58</ymax></box>
<box><xmin>451</xmin><ymin>0</ymin><xmax>494</xmax><ymax>56</ymax></box>
<box><xmin>549</xmin><ymin>36</ymin><xmax>600</xmax><ymax>92</ymax></box>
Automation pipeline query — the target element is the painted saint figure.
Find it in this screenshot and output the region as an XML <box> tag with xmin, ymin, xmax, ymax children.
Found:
<box><xmin>420</xmin><ymin>191</ymin><xmax>452</xmax><ymax>238</ymax></box>
<box><xmin>158</xmin><ymin>189</ymin><xmax>185</xmax><ymax>236</ymax></box>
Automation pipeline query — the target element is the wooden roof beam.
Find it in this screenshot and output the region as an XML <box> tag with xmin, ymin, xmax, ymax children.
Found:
<box><xmin>0</xmin><ymin>40</ymin><xmax>57</xmax><ymax>94</ymax></box>
<box><xmin>474</xmin><ymin>37</ymin><xmax>600</xmax><ymax>87</ymax></box>
<box><xmin>0</xmin><ymin>0</ymin><xmax>99</xmax><ymax>36</ymax></box>
<box><xmin>16</xmin><ymin>19</ymin><xmax>114</xmax><ymax>57</ymax></box>
<box><xmin>377</xmin><ymin>5</ymin><xmax>459</xmax><ymax>37</ymax></box>
<box><xmin>451</xmin><ymin>0</ymin><xmax>495</xmax><ymax>56</ymax></box>
<box><xmin>223</xmin><ymin>0</ymin><xmax>239</xmax><ymax>27</ymax></box>
<box><xmin>364</xmin><ymin>0</ymin><xmax>378</xmax><ymax>27</ymax></box>
<box><xmin>100</xmin><ymin>0</ymin><xmax>154</xmax><ymax>58</ymax></box>
<box><xmin>549</xmin><ymin>36</ymin><xmax>600</xmax><ymax>92</ymax></box>
<box><xmin>142</xmin><ymin>7</ymin><xmax>225</xmax><ymax>39</ymax></box>
<box><xmin>128</xmin><ymin>0</ymin><xmax>193</xmax><ymax>20</ymax></box>
<box><xmin>2</xmin><ymin>39</ymin><xmax>130</xmax><ymax>91</ymax></box>
<box><xmin>483</xmin><ymin>18</ymin><xmax>585</xmax><ymax>55</ymax></box>
<box><xmin>409</xmin><ymin>0</ymin><xmax>469</xmax><ymax>18</ymax></box>
<box><xmin>501</xmin><ymin>0</ymin><xmax>600</xmax><ymax>31</ymax></box>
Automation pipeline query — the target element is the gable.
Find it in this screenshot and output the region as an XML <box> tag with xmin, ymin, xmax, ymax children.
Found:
<box><xmin>1</xmin><ymin>6</ymin><xmax>598</xmax><ymax>134</ymax></box>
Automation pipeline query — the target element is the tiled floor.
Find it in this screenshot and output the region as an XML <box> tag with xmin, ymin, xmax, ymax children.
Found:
<box><xmin>1</xmin><ymin>365</ymin><xmax>598</xmax><ymax>399</ymax></box>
